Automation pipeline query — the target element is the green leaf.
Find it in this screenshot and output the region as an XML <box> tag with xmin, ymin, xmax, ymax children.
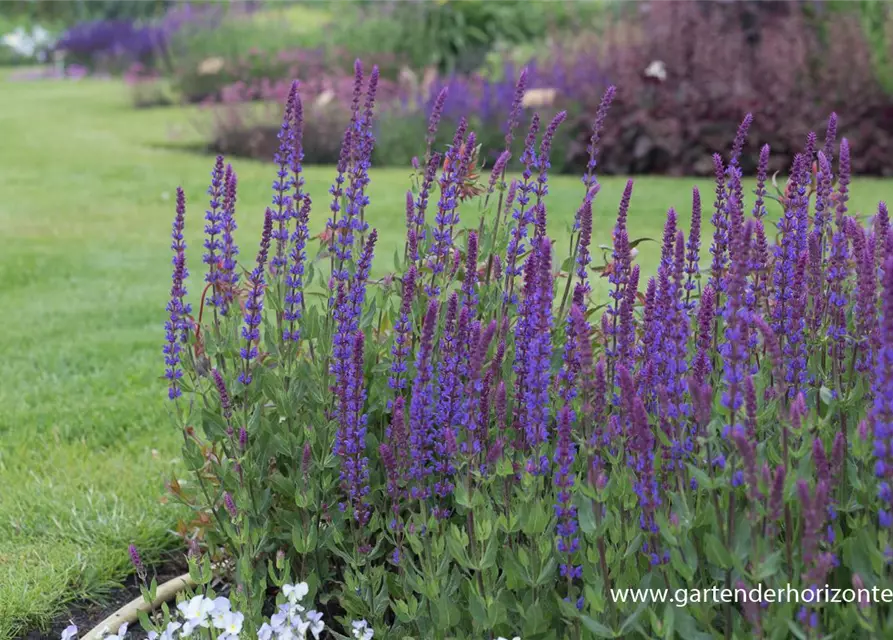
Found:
<box><xmin>623</xmin><ymin>533</ymin><xmax>644</xmax><ymax>559</ymax></box>
<box><xmin>705</xmin><ymin>533</ymin><xmax>732</xmax><ymax>570</ymax></box>
<box><xmin>581</xmin><ymin>616</ymin><xmax>615</xmax><ymax>638</ymax></box>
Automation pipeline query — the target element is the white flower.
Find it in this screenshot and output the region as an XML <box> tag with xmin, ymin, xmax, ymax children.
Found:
<box><xmin>61</xmin><ymin>625</ymin><xmax>78</xmax><ymax>640</ymax></box>
<box><xmin>102</xmin><ymin>622</ymin><xmax>128</xmax><ymax>640</ymax></box>
<box><xmin>293</xmin><ymin>615</ymin><xmax>311</xmax><ymax>638</ymax></box>
<box><xmin>282</xmin><ymin>582</ymin><xmax>309</xmax><ymax>604</ymax></box>
<box><xmin>644</xmin><ymin>60</ymin><xmax>667</xmax><ymax>82</ymax></box>
<box><xmin>351</xmin><ymin>619</ymin><xmax>374</xmax><ymax>640</ymax></box>
<box><xmin>305</xmin><ymin>610</ymin><xmax>324</xmax><ymax>639</ymax></box>
<box><xmin>147</xmin><ymin>633</ymin><xmax>158</xmax><ymax>640</ymax></box>
<box><xmin>258</xmin><ymin>622</ymin><xmax>274</xmax><ymax>640</ymax></box>
<box><xmin>211</xmin><ymin>596</ymin><xmax>233</xmax><ymax>629</ymax></box>
<box><xmin>270</xmin><ymin>610</ymin><xmax>289</xmax><ymax>631</ymax></box>
<box><xmin>160</xmin><ymin>621</ymin><xmax>182</xmax><ymax>640</ymax></box>
<box><xmin>220</xmin><ymin>611</ymin><xmax>244</xmax><ymax>636</ymax></box>
<box><xmin>277</xmin><ymin>628</ymin><xmax>297</xmax><ymax>640</ymax></box>
<box><xmin>178</xmin><ymin>594</ymin><xmax>215</xmax><ymax>627</ymax></box>
<box><xmin>495</xmin><ymin>637</ymin><xmax>521</xmax><ymax>640</ymax></box>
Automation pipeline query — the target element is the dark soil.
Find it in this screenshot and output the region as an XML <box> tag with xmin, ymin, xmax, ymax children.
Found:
<box><xmin>17</xmin><ymin>554</ymin><xmax>188</xmax><ymax>640</ymax></box>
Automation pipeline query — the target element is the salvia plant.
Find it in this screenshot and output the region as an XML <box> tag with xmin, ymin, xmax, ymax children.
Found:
<box><xmin>158</xmin><ymin>58</ymin><xmax>893</xmax><ymax>640</ymax></box>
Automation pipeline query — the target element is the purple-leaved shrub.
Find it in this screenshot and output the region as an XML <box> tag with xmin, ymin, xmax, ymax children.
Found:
<box><xmin>162</xmin><ymin>58</ymin><xmax>893</xmax><ymax>640</ymax></box>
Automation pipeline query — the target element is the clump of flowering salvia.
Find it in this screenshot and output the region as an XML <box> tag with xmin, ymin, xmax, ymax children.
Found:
<box><xmin>160</xmin><ymin>58</ymin><xmax>893</xmax><ymax>639</ymax></box>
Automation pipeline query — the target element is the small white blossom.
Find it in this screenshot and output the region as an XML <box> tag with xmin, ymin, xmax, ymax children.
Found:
<box><xmin>178</xmin><ymin>594</ymin><xmax>215</xmax><ymax>628</ymax></box>
<box><xmin>644</xmin><ymin>60</ymin><xmax>667</xmax><ymax>81</ymax></box>
<box><xmin>160</xmin><ymin>621</ymin><xmax>182</xmax><ymax>640</ymax></box>
<box><xmin>210</xmin><ymin>596</ymin><xmax>233</xmax><ymax>629</ymax></box>
<box><xmin>61</xmin><ymin>625</ymin><xmax>78</xmax><ymax>640</ymax></box>
<box><xmin>102</xmin><ymin>622</ymin><xmax>128</xmax><ymax>640</ymax></box>
<box><xmin>351</xmin><ymin>619</ymin><xmax>374</xmax><ymax>640</ymax></box>
<box><xmin>258</xmin><ymin>622</ymin><xmax>274</xmax><ymax>640</ymax></box>
<box><xmin>218</xmin><ymin>610</ymin><xmax>244</xmax><ymax>638</ymax></box>
<box><xmin>282</xmin><ymin>582</ymin><xmax>309</xmax><ymax>605</ymax></box>
<box><xmin>305</xmin><ymin>610</ymin><xmax>325</xmax><ymax>639</ymax></box>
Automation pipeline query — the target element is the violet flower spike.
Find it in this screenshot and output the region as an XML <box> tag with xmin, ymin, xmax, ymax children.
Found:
<box><xmin>270</xmin><ymin>83</ymin><xmax>298</xmax><ymax>273</ymax></box>
<box><xmin>203</xmin><ymin>155</ymin><xmax>225</xmax><ymax>307</ymax></box>
<box><xmin>212</xmin><ymin>368</ymin><xmax>232</xmax><ymax>421</ymax></box>
<box><xmin>283</xmin><ymin>194</ymin><xmax>311</xmax><ymax>343</ymax></box>
<box><xmin>164</xmin><ymin>187</ymin><xmax>191</xmax><ymax>400</ymax></box>
<box><xmin>582</xmin><ymin>84</ymin><xmax>616</xmax><ymax>196</ymax></box>
<box><xmin>219</xmin><ymin>164</ymin><xmax>239</xmax><ymax>315</ymax></box>
<box><xmin>389</xmin><ymin>264</ymin><xmax>417</xmax><ymax>394</ymax></box>
<box><xmin>683</xmin><ymin>187</ymin><xmax>702</xmax><ymax>310</ymax></box>
<box><xmin>238</xmin><ymin>209</ymin><xmax>273</xmax><ymax>386</ymax></box>
<box><xmin>752</xmin><ymin>144</ymin><xmax>769</xmax><ymax>220</ymax></box>
<box><xmin>408</xmin><ymin>300</ymin><xmax>439</xmax><ymax>498</ymax></box>
<box><xmin>871</xmin><ymin>249</ymin><xmax>893</xmax><ymax>526</ymax></box>
<box><xmin>503</xmin><ymin>67</ymin><xmax>528</xmax><ymax>151</ymax></box>
<box><xmin>425</xmin><ymin>86</ymin><xmax>448</xmax><ymax>162</ymax></box>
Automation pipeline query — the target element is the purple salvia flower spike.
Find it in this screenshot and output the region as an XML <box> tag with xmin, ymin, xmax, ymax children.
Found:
<box><xmin>871</xmin><ymin>244</ymin><xmax>893</xmax><ymax>525</ymax></box>
<box><xmin>752</xmin><ymin>144</ymin><xmax>770</xmax><ymax>220</ymax></box>
<box><xmin>219</xmin><ymin>164</ymin><xmax>239</xmax><ymax>315</ymax></box>
<box><xmin>582</xmin><ymin>85</ymin><xmax>616</xmax><ymax>196</ymax></box>
<box><xmin>835</xmin><ymin>138</ymin><xmax>851</xmax><ymax>225</ymax></box>
<box><xmin>164</xmin><ymin>187</ymin><xmax>191</xmax><ymax>400</ymax></box>
<box><xmin>239</xmin><ymin>209</ymin><xmax>273</xmax><ymax>386</ymax></box>
<box><xmin>504</xmin><ymin>67</ymin><xmax>528</xmax><ymax>150</ymax></box>
<box><xmin>212</xmin><ymin>368</ymin><xmax>232</xmax><ymax>421</ymax></box>
<box><xmin>822</xmin><ymin>112</ymin><xmax>838</xmax><ymax>165</ymax></box>
<box><xmin>203</xmin><ymin>155</ymin><xmax>226</xmax><ymax>307</ymax></box>
<box><xmin>425</xmin><ymin>86</ymin><xmax>448</xmax><ymax>162</ymax></box>
<box><xmin>283</xmin><ymin>194</ymin><xmax>311</xmax><ymax>343</ymax></box>
<box><xmin>683</xmin><ymin>187</ymin><xmax>701</xmax><ymax>311</ymax></box>
<box><xmin>270</xmin><ymin>83</ymin><xmax>298</xmax><ymax>274</ymax></box>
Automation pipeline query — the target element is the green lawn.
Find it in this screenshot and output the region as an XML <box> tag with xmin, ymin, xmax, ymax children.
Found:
<box><xmin>0</xmin><ymin>74</ymin><xmax>889</xmax><ymax>638</ymax></box>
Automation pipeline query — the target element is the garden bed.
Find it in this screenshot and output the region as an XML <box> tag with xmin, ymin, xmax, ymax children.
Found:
<box><xmin>17</xmin><ymin>556</ymin><xmax>187</xmax><ymax>640</ymax></box>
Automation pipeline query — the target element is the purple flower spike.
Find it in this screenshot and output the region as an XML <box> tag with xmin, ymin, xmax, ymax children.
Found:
<box><xmin>164</xmin><ymin>187</ymin><xmax>191</xmax><ymax>400</ymax></box>
<box><xmin>425</xmin><ymin>86</ymin><xmax>448</xmax><ymax>160</ymax></box>
<box><xmin>835</xmin><ymin>138</ymin><xmax>851</xmax><ymax>224</ymax></box>
<box><xmin>871</xmin><ymin>247</ymin><xmax>893</xmax><ymax>525</ymax></box>
<box><xmin>504</xmin><ymin>67</ymin><xmax>528</xmax><ymax>150</ymax></box>
<box><xmin>534</xmin><ymin>110</ymin><xmax>567</xmax><ymax>203</ymax></box>
<box><xmin>709</xmin><ymin>154</ymin><xmax>728</xmax><ymax>293</ymax></box>
<box><xmin>390</xmin><ymin>265</ymin><xmax>417</xmax><ymax>395</ymax></box>
<box><xmin>224</xmin><ymin>492</ymin><xmax>238</xmax><ymax>519</ymax></box>
<box><xmin>463</xmin><ymin>231</ymin><xmax>479</xmax><ymax>310</ymax></box>
<box><xmin>523</xmin><ymin>236</ymin><xmax>554</xmax><ymax>463</ymax></box>
<box><xmin>487</xmin><ymin>150</ymin><xmax>511</xmax><ymax>195</ymax></box>
<box><xmin>752</xmin><ymin>144</ymin><xmax>770</xmax><ymax>220</ymax></box>
<box><xmin>129</xmin><ymin>543</ymin><xmax>144</xmax><ymax>577</ymax></box>
<box><xmin>582</xmin><ymin>85</ymin><xmax>616</xmax><ymax>195</ymax></box>
<box><xmin>238</xmin><ymin>209</ymin><xmax>273</xmax><ymax>386</ymax></box>
<box><xmin>692</xmin><ymin>285</ymin><xmax>715</xmax><ymax>381</ymax></box>
<box><xmin>270</xmin><ymin>83</ymin><xmax>300</xmax><ymax>274</ymax></box>
<box><xmin>212</xmin><ymin>369</ymin><xmax>232</xmax><ymax>421</ymax></box>
<box><xmin>683</xmin><ymin>187</ymin><xmax>702</xmax><ymax>310</ymax></box>
<box><xmin>283</xmin><ymin>194</ymin><xmax>311</xmax><ymax>343</ymax></box>
<box><xmin>219</xmin><ymin>165</ymin><xmax>239</xmax><ymax>315</ymax></box>
<box><xmin>408</xmin><ymin>300</ymin><xmax>439</xmax><ymax>499</ymax></box>
<box><xmin>204</xmin><ymin>155</ymin><xmax>226</xmax><ymax>307</ymax></box>
<box><xmin>822</xmin><ymin>112</ymin><xmax>838</xmax><ymax>164</ymax></box>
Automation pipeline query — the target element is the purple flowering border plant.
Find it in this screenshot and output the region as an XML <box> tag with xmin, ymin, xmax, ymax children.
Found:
<box><xmin>161</xmin><ymin>58</ymin><xmax>893</xmax><ymax>639</ymax></box>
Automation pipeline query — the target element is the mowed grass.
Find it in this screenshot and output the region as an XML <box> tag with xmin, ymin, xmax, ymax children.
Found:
<box><xmin>0</xmin><ymin>73</ymin><xmax>890</xmax><ymax>637</ymax></box>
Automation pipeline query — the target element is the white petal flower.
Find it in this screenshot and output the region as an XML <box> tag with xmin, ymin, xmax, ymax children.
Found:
<box><xmin>351</xmin><ymin>619</ymin><xmax>374</xmax><ymax>640</ymax></box>
<box><xmin>223</xmin><ymin>611</ymin><xmax>244</xmax><ymax>635</ymax></box>
<box><xmin>258</xmin><ymin>623</ymin><xmax>274</xmax><ymax>640</ymax></box>
<box><xmin>147</xmin><ymin>633</ymin><xmax>158</xmax><ymax>640</ymax></box>
<box><xmin>61</xmin><ymin>625</ymin><xmax>78</xmax><ymax>640</ymax></box>
<box><xmin>271</xmin><ymin>611</ymin><xmax>288</xmax><ymax>631</ymax></box>
<box><xmin>160</xmin><ymin>621</ymin><xmax>182</xmax><ymax>640</ymax></box>
<box><xmin>212</xmin><ymin>596</ymin><xmax>231</xmax><ymax>613</ymax></box>
<box><xmin>306</xmin><ymin>610</ymin><xmax>324</xmax><ymax>639</ymax></box>
<box><xmin>282</xmin><ymin>582</ymin><xmax>309</xmax><ymax>604</ymax></box>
